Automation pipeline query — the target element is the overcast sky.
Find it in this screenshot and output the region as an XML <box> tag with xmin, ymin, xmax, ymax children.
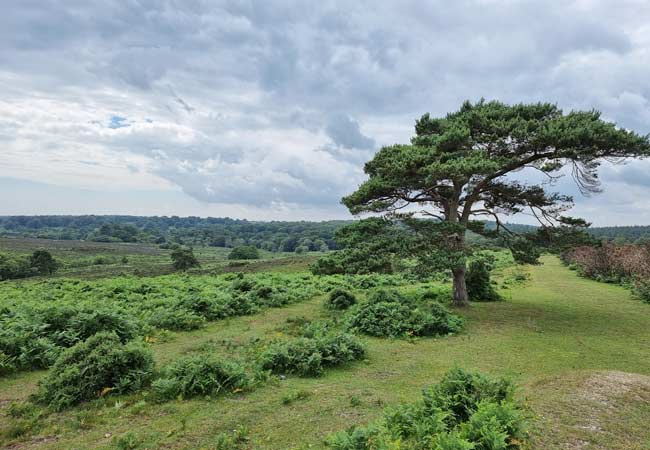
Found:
<box><xmin>1</xmin><ymin>0</ymin><xmax>650</xmax><ymax>225</ymax></box>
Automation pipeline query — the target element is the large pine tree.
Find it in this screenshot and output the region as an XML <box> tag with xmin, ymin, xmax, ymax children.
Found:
<box><xmin>342</xmin><ymin>100</ymin><xmax>650</xmax><ymax>306</ymax></box>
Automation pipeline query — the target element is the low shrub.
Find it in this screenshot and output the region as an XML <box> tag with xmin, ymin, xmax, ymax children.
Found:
<box><xmin>152</xmin><ymin>354</ymin><xmax>250</xmax><ymax>401</ymax></box>
<box><xmin>326</xmin><ymin>289</ymin><xmax>357</xmax><ymax>310</ymax></box>
<box><xmin>466</xmin><ymin>258</ymin><xmax>501</xmax><ymax>302</ymax></box>
<box><xmin>326</xmin><ymin>368</ymin><xmax>526</xmax><ymax>450</ymax></box>
<box><xmin>0</xmin><ymin>306</ymin><xmax>139</xmax><ymax>371</ymax></box>
<box><xmin>228</xmin><ymin>246</ymin><xmax>260</xmax><ymax>260</ymax></box>
<box><xmin>259</xmin><ymin>333</ymin><xmax>365</xmax><ymax>377</ymax></box>
<box><xmin>171</xmin><ymin>247</ymin><xmax>200</xmax><ymax>271</ymax></box>
<box><xmin>346</xmin><ymin>291</ymin><xmax>463</xmax><ymax>338</ymax></box>
<box><xmin>33</xmin><ymin>332</ymin><xmax>154</xmax><ymax>410</ymax></box>
<box><xmin>632</xmin><ymin>278</ymin><xmax>650</xmax><ymax>304</ymax></box>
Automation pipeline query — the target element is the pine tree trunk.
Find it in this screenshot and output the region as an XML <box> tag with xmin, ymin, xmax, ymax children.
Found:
<box><xmin>452</xmin><ymin>265</ymin><xmax>469</xmax><ymax>307</ymax></box>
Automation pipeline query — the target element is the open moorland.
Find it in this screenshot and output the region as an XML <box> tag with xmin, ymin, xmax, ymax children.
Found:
<box><xmin>1</xmin><ymin>242</ymin><xmax>649</xmax><ymax>449</ymax></box>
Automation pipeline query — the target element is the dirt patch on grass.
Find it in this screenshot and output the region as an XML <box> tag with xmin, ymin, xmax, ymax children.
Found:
<box><xmin>562</xmin><ymin>371</ymin><xmax>650</xmax><ymax>450</ymax></box>
<box><xmin>578</xmin><ymin>371</ymin><xmax>650</xmax><ymax>404</ymax></box>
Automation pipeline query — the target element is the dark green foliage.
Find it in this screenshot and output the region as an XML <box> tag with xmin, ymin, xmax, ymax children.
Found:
<box><xmin>151</xmin><ymin>354</ymin><xmax>250</xmax><ymax>401</ymax></box>
<box><xmin>508</xmin><ymin>238</ymin><xmax>541</xmax><ymax>265</ymax></box>
<box><xmin>0</xmin><ymin>252</ymin><xmax>31</xmax><ymax>280</ymax></box>
<box><xmin>0</xmin><ymin>270</ymin><xmax>415</xmax><ymax>375</ymax></box>
<box><xmin>33</xmin><ymin>332</ymin><xmax>154</xmax><ymax>410</ymax></box>
<box><xmin>340</xmin><ymin>100</ymin><xmax>650</xmax><ymax>306</ymax></box>
<box><xmin>0</xmin><ymin>215</ymin><xmax>344</xmax><ymax>251</ymax></box>
<box><xmin>632</xmin><ymin>279</ymin><xmax>650</xmax><ymax>304</ymax></box>
<box><xmin>29</xmin><ymin>250</ymin><xmax>59</xmax><ymax>275</ymax></box>
<box><xmin>259</xmin><ymin>333</ymin><xmax>365</xmax><ymax>377</ymax></box>
<box><xmin>228</xmin><ymin>245</ymin><xmax>260</xmax><ymax>260</ymax></box>
<box><xmin>466</xmin><ymin>258</ymin><xmax>500</xmax><ymax>302</ymax></box>
<box><xmin>346</xmin><ymin>290</ymin><xmax>463</xmax><ymax>337</ymax></box>
<box><xmin>326</xmin><ymin>368</ymin><xmax>525</xmax><ymax>450</ymax></box>
<box><xmin>422</xmin><ymin>368</ymin><xmax>514</xmax><ymax>426</ymax></box>
<box><xmin>0</xmin><ymin>305</ymin><xmax>139</xmax><ymax>371</ymax></box>
<box><xmin>327</xmin><ymin>289</ymin><xmax>357</xmax><ymax>310</ymax></box>
<box><xmin>170</xmin><ymin>247</ymin><xmax>199</xmax><ymax>271</ymax></box>
<box><xmin>310</xmin><ymin>254</ymin><xmax>345</xmax><ymax>275</ymax></box>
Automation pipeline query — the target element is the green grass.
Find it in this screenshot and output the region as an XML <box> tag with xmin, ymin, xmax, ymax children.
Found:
<box><xmin>2</xmin><ymin>255</ymin><xmax>650</xmax><ymax>449</ymax></box>
<box><xmin>0</xmin><ymin>236</ymin><xmax>320</xmax><ymax>279</ymax></box>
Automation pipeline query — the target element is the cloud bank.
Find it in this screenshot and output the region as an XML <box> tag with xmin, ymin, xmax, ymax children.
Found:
<box><xmin>1</xmin><ymin>0</ymin><xmax>649</xmax><ymax>223</ymax></box>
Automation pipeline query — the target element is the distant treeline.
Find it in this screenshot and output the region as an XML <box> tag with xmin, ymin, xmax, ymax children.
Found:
<box><xmin>1</xmin><ymin>216</ymin><xmax>649</xmax><ymax>251</ymax></box>
<box><xmin>0</xmin><ymin>215</ymin><xmax>350</xmax><ymax>252</ymax></box>
<box><xmin>484</xmin><ymin>222</ymin><xmax>650</xmax><ymax>244</ymax></box>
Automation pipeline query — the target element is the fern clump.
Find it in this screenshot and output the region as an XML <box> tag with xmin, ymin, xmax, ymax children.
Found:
<box><xmin>152</xmin><ymin>354</ymin><xmax>250</xmax><ymax>401</ymax></box>
<box><xmin>259</xmin><ymin>332</ymin><xmax>365</xmax><ymax>377</ymax></box>
<box><xmin>346</xmin><ymin>290</ymin><xmax>463</xmax><ymax>338</ymax></box>
<box><xmin>326</xmin><ymin>289</ymin><xmax>357</xmax><ymax>310</ymax></box>
<box><xmin>33</xmin><ymin>332</ymin><xmax>154</xmax><ymax>410</ymax></box>
<box><xmin>327</xmin><ymin>368</ymin><xmax>526</xmax><ymax>450</ymax></box>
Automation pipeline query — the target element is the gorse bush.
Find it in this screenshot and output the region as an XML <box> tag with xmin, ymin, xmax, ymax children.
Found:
<box><xmin>326</xmin><ymin>368</ymin><xmax>526</xmax><ymax>450</ymax></box>
<box><xmin>327</xmin><ymin>288</ymin><xmax>357</xmax><ymax>310</ymax></box>
<box><xmin>152</xmin><ymin>354</ymin><xmax>250</xmax><ymax>401</ymax></box>
<box><xmin>228</xmin><ymin>245</ymin><xmax>260</xmax><ymax>260</ymax></box>
<box><xmin>346</xmin><ymin>290</ymin><xmax>463</xmax><ymax>338</ymax></box>
<box><xmin>33</xmin><ymin>332</ymin><xmax>154</xmax><ymax>410</ymax></box>
<box><xmin>466</xmin><ymin>258</ymin><xmax>500</xmax><ymax>302</ymax></box>
<box><xmin>259</xmin><ymin>332</ymin><xmax>365</xmax><ymax>377</ymax></box>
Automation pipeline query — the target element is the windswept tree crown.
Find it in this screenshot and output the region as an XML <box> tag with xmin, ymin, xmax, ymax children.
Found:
<box><xmin>343</xmin><ymin>100</ymin><xmax>650</xmax><ymax>229</ymax></box>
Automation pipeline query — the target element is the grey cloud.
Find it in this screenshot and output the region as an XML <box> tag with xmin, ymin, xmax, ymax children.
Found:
<box><xmin>1</xmin><ymin>0</ymin><xmax>650</xmax><ymax>222</ymax></box>
<box><xmin>325</xmin><ymin>114</ymin><xmax>375</xmax><ymax>150</ymax></box>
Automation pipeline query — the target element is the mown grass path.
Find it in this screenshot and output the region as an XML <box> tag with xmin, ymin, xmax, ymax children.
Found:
<box><xmin>1</xmin><ymin>256</ymin><xmax>649</xmax><ymax>449</ymax></box>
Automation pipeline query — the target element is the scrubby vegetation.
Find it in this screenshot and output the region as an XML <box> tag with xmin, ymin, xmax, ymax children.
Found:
<box><xmin>0</xmin><ymin>271</ymin><xmax>419</xmax><ymax>375</ymax></box>
<box><xmin>465</xmin><ymin>257</ymin><xmax>501</xmax><ymax>302</ymax></box>
<box><xmin>152</xmin><ymin>354</ymin><xmax>251</xmax><ymax>401</ymax></box>
<box><xmin>170</xmin><ymin>247</ymin><xmax>200</xmax><ymax>270</ymax></box>
<box><xmin>346</xmin><ymin>290</ymin><xmax>463</xmax><ymax>338</ymax></box>
<box><xmin>563</xmin><ymin>243</ymin><xmax>650</xmax><ymax>303</ymax></box>
<box><xmin>259</xmin><ymin>332</ymin><xmax>366</xmax><ymax>376</ymax></box>
<box><xmin>32</xmin><ymin>332</ymin><xmax>154</xmax><ymax>410</ymax></box>
<box><xmin>0</xmin><ymin>250</ymin><xmax>59</xmax><ymax>281</ymax></box>
<box><xmin>228</xmin><ymin>245</ymin><xmax>260</xmax><ymax>260</ymax></box>
<box><xmin>326</xmin><ymin>288</ymin><xmax>357</xmax><ymax>310</ymax></box>
<box><xmin>326</xmin><ymin>367</ymin><xmax>526</xmax><ymax>449</ymax></box>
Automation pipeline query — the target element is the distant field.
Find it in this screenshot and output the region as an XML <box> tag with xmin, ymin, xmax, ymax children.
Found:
<box><xmin>0</xmin><ymin>237</ymin><xmax>319</xmax><ymax>279</ymax></box>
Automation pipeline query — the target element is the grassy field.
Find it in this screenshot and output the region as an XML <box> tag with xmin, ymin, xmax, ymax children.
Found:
<box><xmin>0</xmin><ymin>237</ymin><xmax>319</xmax><ymax>279</ymax></box>
<box><xmin>1</xmin><ymin>256</ymin><xmax>650</xmax><ymax>449</ymax></box>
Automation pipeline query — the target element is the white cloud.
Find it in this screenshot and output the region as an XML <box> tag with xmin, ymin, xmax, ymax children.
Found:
<box><xmin>0</xmin><ymin>0</ymin><xmax>649</xmax><ymax>222</ymax></box>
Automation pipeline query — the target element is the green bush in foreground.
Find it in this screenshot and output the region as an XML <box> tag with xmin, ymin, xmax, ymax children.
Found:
<box><xmin>152</xmin><ymin>354</ymin><xmax>250</xmax><ymax>401</ymax></box>
<box><xmin>259</xmin><ymin>332</ymin><xmax>365</xmax><ymax>377</ymax></box>
<box><xmin>326</xmin><ymin>288</ymin><xmax>357</xmax><ymax>310</ymax></box>
<box><xmin>33</xmin><ymin>332</ymin><xmax>154</xmax><ymax>410</ymax></box>
<box><xmin>327</xmin><ymin>368</ymin><xmax>526</xmax><ymax>450</ymax></box>
<box><xmin>346</xmin><ymin>290</ymin><xmax>463</xmax><ymax>338</ymax></box>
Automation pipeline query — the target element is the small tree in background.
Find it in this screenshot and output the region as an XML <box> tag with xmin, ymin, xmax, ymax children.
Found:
<box><xmin>171</xmin><ymin>247</ymin><xmax>200</xmax><ymax>271</ymax></box>
<box><xmin>29</xmin><ymin>250</ymin><xmax>59</xmax><ymax>275</ymax></box>
<box><xmin>341</xmin><ymin>100</ymin><xmax>650</xmax><ymax>306</ymax></box>
<box><xmin>228</xmin><ymin>245</ymin><xmax>260</xmax><ymax>260</ymax></box>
